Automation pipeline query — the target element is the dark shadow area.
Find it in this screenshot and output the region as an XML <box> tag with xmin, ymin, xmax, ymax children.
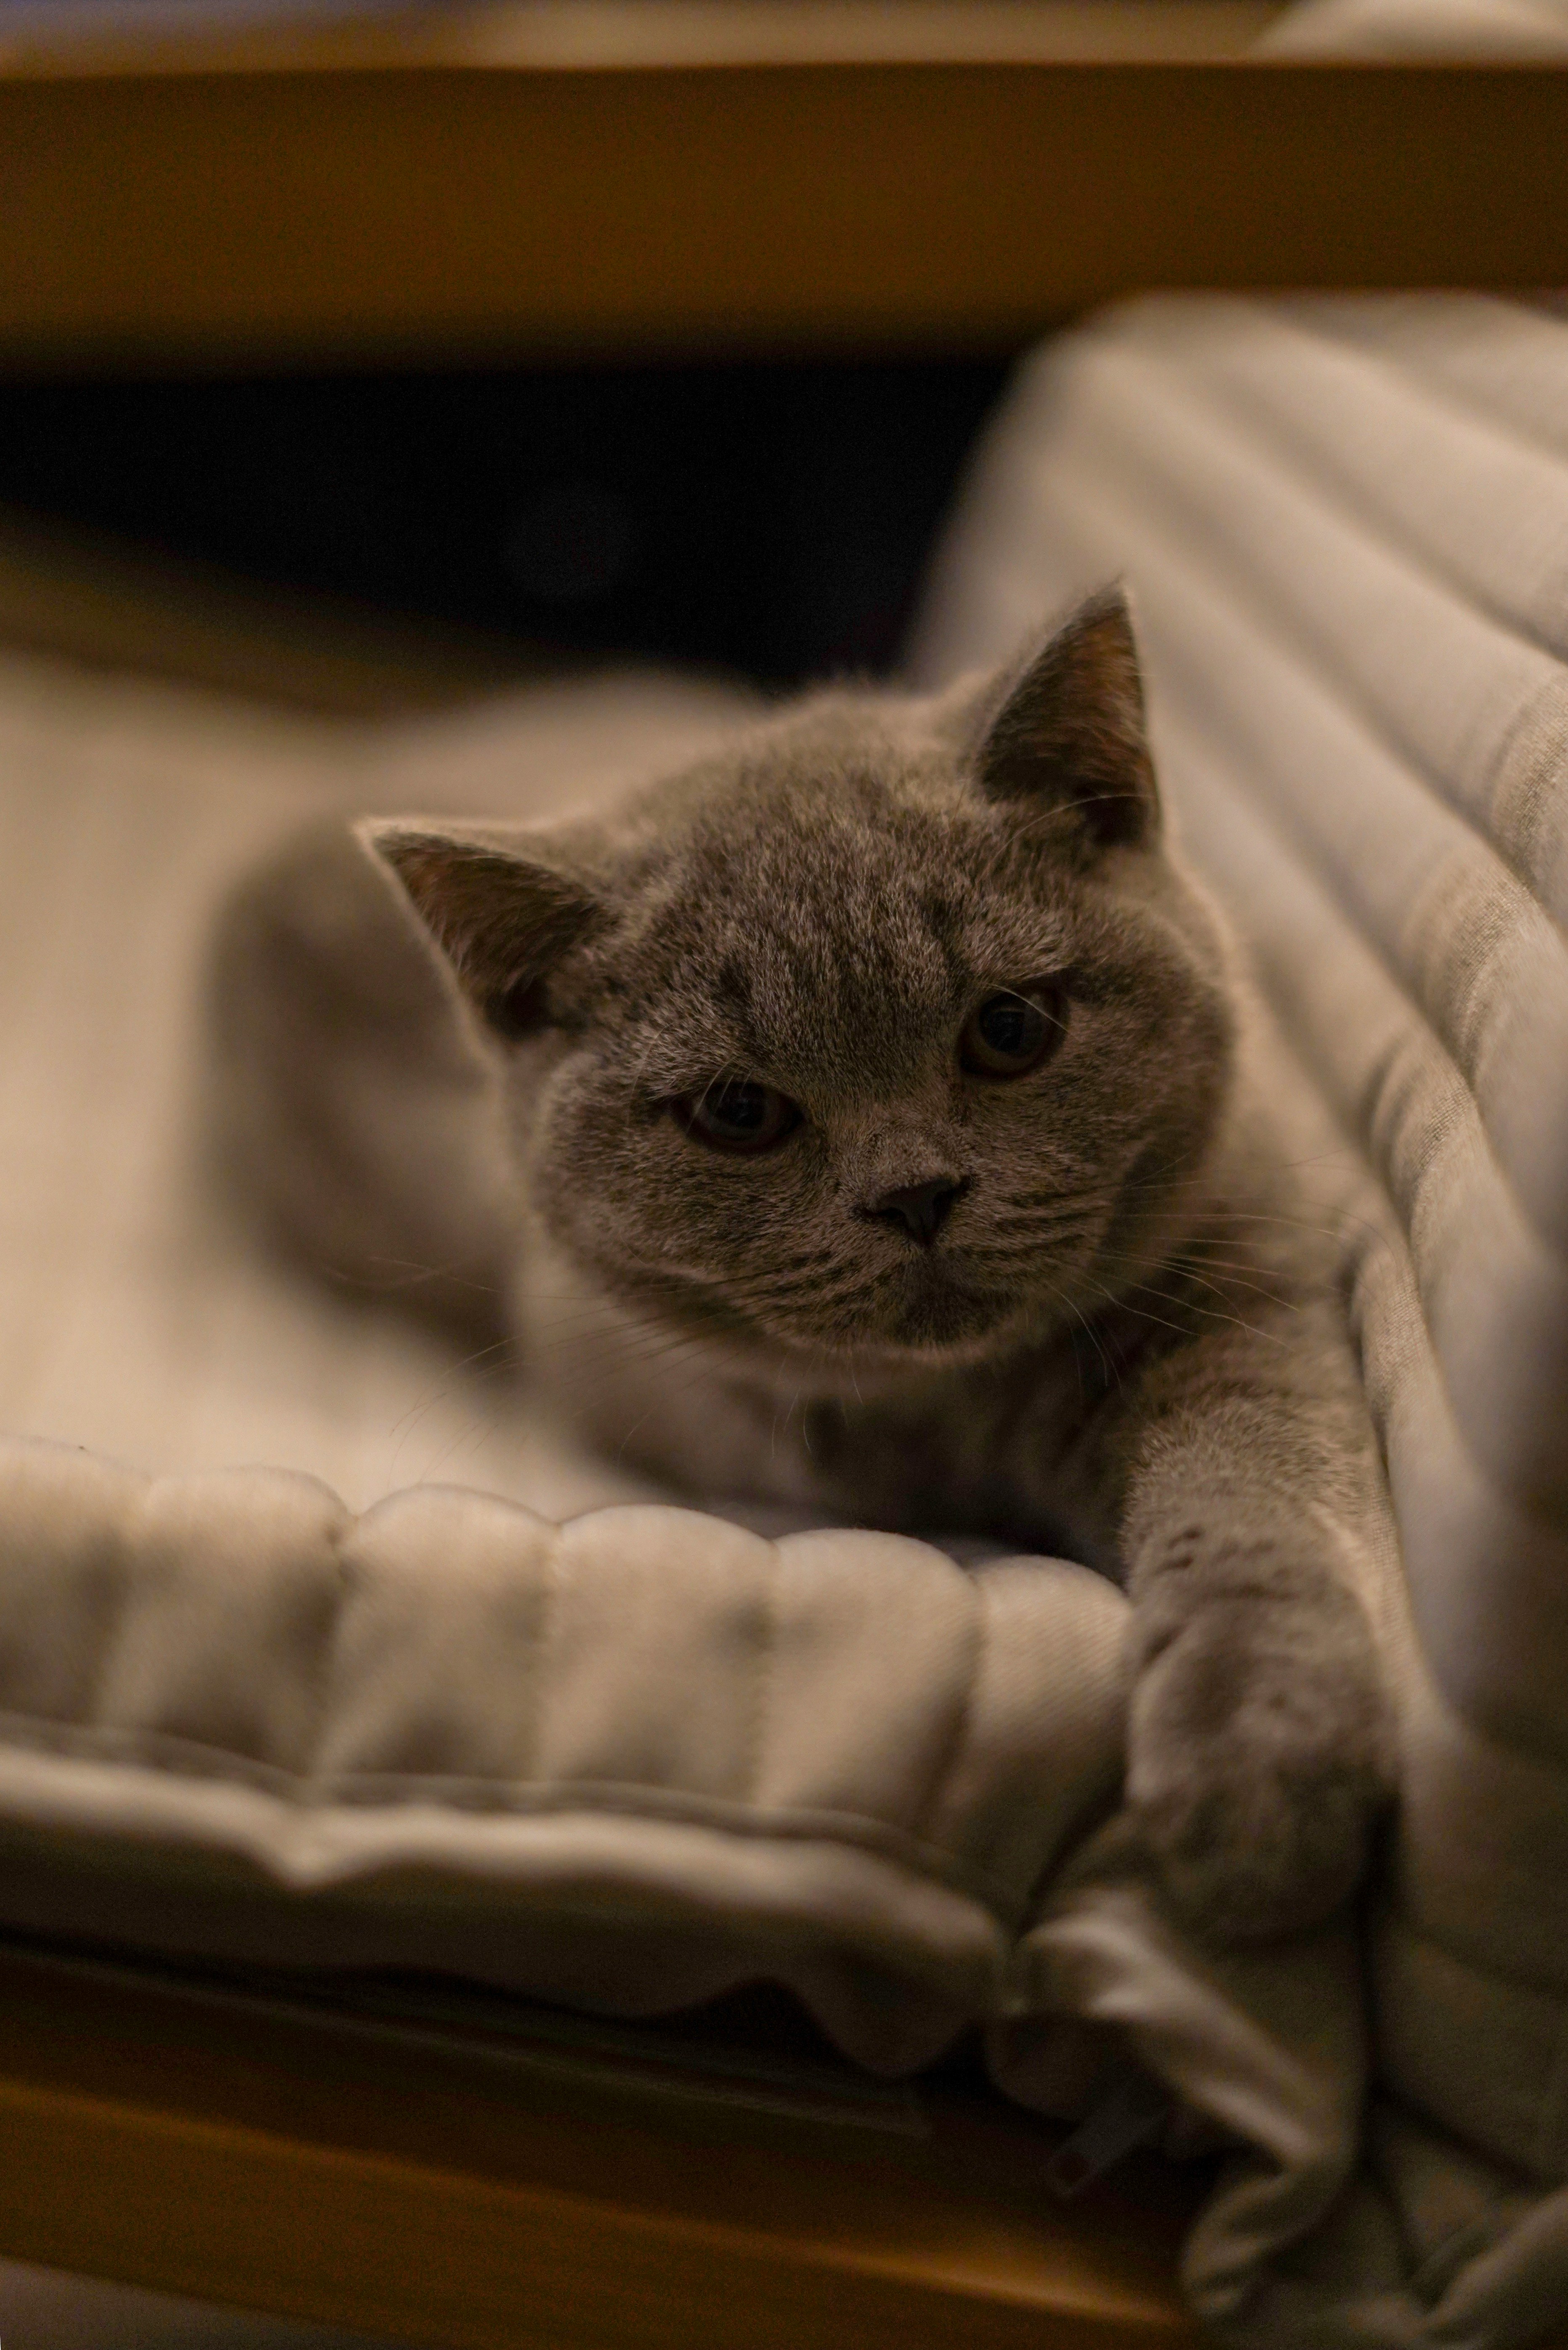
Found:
<box><xmin>0</xmin><ymin>356</ymin><xmax>1015</xmax><ymax>686</ymax></box>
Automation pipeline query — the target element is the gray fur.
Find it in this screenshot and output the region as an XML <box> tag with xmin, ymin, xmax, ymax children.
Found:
<box><xmin>209</xmin><ymin>590</ymin><xmax>1394</xmax><ymax>1941</ymax></box>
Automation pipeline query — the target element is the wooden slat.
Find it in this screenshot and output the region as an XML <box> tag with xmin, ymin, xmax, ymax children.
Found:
<box><xmin>0</xmin><ymin>1943</ymin><xmax>1200</xmax><ymax>2349</ymax></box>
<box><xmin>1</xmin><ymin>39</ymin><xmax>1566</xmax><ymax>366</ymax></box>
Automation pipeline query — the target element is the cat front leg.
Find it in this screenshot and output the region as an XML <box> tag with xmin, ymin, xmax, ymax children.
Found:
<box><xmin>1113</xmin><ymin>1316</ymin><xmax>1396</xmax><ymax>1942</ymax></box>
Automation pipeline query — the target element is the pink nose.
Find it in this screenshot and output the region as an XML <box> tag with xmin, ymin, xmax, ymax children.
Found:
<box><xmin>864</xmin><ymin>1178</ymin><xmax>964</xmax><ymax>1247</ymax></box>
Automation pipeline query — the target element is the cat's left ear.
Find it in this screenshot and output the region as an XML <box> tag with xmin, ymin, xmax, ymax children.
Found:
<box><xmin>356</xmin><ymin>819</ymin><xmax>606</xmax><ymax>1041</ymax></box>
<box><xmin>970</xmin><ymin>585</ymin><xmax>1159</xmax><ymax>851</ymax></box>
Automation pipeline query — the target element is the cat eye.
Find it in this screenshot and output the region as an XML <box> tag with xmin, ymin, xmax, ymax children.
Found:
<box><xmin>677</xmin><ymin>1079</ymin><xmax>801</xmax><ymax>1155</ymax></box>
<box><xmin>960</xmin><ymin>983</ymin><xmax>1066</xmax><ymax>1079</ymax></box>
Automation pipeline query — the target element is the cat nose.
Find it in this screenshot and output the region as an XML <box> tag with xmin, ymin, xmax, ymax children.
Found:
<box><xmin>864</xmin><ymin>1177</ymin><xmax>966</xmax><ymax>1247</ymax></box>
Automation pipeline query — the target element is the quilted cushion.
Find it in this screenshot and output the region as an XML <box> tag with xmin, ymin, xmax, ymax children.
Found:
<box><xmin>0</xmin><ymin>1434</ymin><xmax>1124</xmax><ymax>2074</ymax></box>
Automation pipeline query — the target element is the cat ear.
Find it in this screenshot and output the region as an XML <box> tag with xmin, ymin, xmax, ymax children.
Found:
<box><xmin>356</xmin><ymin>820</ymin><xmax>605</xmax><ymax>1040</ymax></box>
<box><xmin>973</xmin><ymin>585</ymin><xmax>1159</xmax><ymax>851</ymax></box>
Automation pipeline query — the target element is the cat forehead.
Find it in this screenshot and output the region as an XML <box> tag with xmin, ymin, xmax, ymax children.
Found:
<box><xmin>667</xmin><ymin>758</ymin><xmax>978</xmax><ymax>942</ymax></box>
<box><xmin>612</xmin><ymin>762</ymin><xmax>1073</xmax><ymax>1084</ymax></box>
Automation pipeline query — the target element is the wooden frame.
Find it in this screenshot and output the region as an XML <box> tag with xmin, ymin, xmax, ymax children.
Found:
<box><xmin>1</xmin><ymin>3</ymin><xmax>1567</xmax><ymax>367</ymax></box>
<box><xmin>0</xmin><ymin>1940</ymin><xmax>1202</xmax><ymax>2347</ymax></box>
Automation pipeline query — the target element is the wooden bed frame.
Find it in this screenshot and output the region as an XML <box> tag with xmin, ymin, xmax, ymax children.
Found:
<box><xmin>2</xmin><ymin>8</ymin><xmax>1566</xmax><ymax>2342</ymax></box>
<box><xmin>0</xmin><ymin>1936</ymin><xmax>1204</xmax><ymax>2347</ymax></box>
<box><xmin>2</xmin><ymin>1</ymin><xmax>1567</xmax><ymax>367</ymax></box>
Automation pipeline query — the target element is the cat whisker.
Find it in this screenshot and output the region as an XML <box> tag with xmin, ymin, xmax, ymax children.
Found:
<box><xmin>965</xmin><ymin>1226</ymin><xmax>1102</xmax><ymax>1256</ymax></box>
<box><xmin>383</xmin><ymin>1332</ymin><xmax>526</xmax><ymax>1446</ymax></box>
<box><xmin>1034</xmin><ymin>1271</ymin><xmax>1114</xmax><ymax>1393</ymax></box>
<box><xmin>528</xmin><ymin>1321</ymin><xmax>724</xmax><ymax>1374</ymax></box>
<box><xmin>356</xmin><ymin>1253</ymin><xmax>507</xmax><ymax>1299</ymax></box>
<box><xmin>1088</xmin><ymin>1234</ymin><xmax>1300</xmax><ymax>1292</ymax></box>
<box><xmin>770</xmin><ymin>1381</ymin><xmax>810</xmax><ymax>1465</ymax></box>
<box><xmin>1077</xmin><ymin>1268</ymin><xmax>1286</xmax><ymax>1350</ymax></box>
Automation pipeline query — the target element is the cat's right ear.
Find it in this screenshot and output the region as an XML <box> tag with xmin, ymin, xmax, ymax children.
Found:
<box><xmin>356</xmin><ymin>820</ymin><xmax>606</xmax><ymax>1041</ymax></box>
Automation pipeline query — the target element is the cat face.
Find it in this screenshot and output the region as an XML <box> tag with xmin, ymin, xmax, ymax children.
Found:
<box><xmin>367</xmin><ymin>591</ymin><xmax>1235</xmax><ymax>1372</ymax></box>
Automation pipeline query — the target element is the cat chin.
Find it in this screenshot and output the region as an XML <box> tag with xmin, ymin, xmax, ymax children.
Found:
<box><xmin>838</xmin><ymin>1260</ymin><xmax>1063</xmax><ymax>1359</ymax></box>
<box><xmin>767</xmin><ymin>1287</ymin><xmax>1056</xmax><ymax>1381</ymax></box>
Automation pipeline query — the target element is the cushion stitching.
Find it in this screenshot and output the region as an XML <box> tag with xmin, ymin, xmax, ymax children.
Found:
<box><xmin>522</xmin><ymin>1517</ymin><xmax>565</xmax><ymax>1785</ymax></box>
<box><xmin>916</xmin><ymin>1568</ymin><xmax>986</xmax><ymax>1850</ymax></box>
<box><xmin>1167</xmin><ymin>701</ymin><xmax>1568</xmax><ymax>1279</ymax></box>
<box><xmin>1476</xmin><ymin>669</ymin><xmax>1568</xmax><ymax>935</ymax></box>
<box><xmin>1169</xmin><ymin>733</ymin><xmax>1568</xmax><ymax>1541</ymax></box>
<box><xmin>77</xmin><ymin>1460</ymin><xmax>139</xmax><ymax>1735</ymax></box>
<box><xmin>305</xmin><ymin>1500</ymin><xmax>355</xmax><ymax>1781</ymax></box>
<box><xmin>745</xmin><ymin>1537</ymin><xmax>781</xmax><ymax>1809</ymax></box>
<box><xmin>1058</xmin><ymin>321</ymin><xmax>1568</xmax><ymax>917</ymax></box>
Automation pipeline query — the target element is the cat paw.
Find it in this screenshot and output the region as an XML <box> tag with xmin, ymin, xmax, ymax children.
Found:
<box><xmin>1127</xmin><ymin>1594</ymin><xmax>1395</xmax><ymax>1942</ymax></box>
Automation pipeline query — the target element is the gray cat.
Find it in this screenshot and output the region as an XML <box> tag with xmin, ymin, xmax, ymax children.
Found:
<box><xmin>210</xmin><ymin>590</ymin><xmax>1394</xmax><ymax>1942</ymax></box>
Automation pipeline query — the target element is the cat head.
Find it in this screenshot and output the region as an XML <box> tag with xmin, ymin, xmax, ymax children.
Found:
<box><xmin>363</xmin><ymin>589</ymin><xmax>1235</xmax><ymax>1372</ymax></box>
